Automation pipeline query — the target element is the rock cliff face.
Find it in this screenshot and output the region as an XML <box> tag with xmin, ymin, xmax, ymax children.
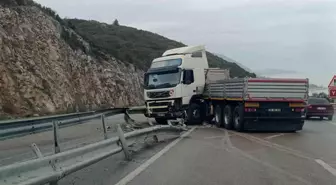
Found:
<box><xmin>0</xmin><ymin>5</ymin><xmax>144</xmax><ymax>117</ymax></box>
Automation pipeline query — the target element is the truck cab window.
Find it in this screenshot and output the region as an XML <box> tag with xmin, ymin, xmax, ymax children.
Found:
<box><xmin>183</xmin><ymin>70</ymin><xmax>194</xmax><ymax>84</ymax></box>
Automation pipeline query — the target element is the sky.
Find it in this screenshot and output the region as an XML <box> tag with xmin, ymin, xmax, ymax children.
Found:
<box><xmin>36</xmin><ymin>0</ymin><xmax>336</xmax><ymax>86</ymax></box>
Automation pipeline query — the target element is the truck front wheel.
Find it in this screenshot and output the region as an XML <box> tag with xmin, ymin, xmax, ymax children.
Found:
<box><xmin>233</xmin><ymin>106</ymin><xmax>244</xmax><ymax>132</ymax></box>
<box><xmin>187</xmin><ymin>103</ymin><xmax>203</xmax><ymax>125</ymax></box>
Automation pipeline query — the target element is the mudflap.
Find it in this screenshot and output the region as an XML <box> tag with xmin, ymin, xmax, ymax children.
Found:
<box><xmin>243</xmin><ymin>119</ymin><xmax>304</xmax><ymax>132</ymax></box>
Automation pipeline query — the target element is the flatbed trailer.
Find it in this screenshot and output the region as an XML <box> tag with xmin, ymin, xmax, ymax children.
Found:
<box><xmin>200</xmin><ymin>78</ymin><xmax>309</xmax><ymax>131</ymax></box>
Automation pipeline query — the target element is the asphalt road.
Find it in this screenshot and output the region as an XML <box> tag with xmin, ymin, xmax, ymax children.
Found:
<box><xmin>112</xmin><ymin>118</ymin><xmax>336</xmax><ymax>185</ymax></box>
<box><xmin>2</xmin><ymin>116</ymin><xmax>336</xmax><ymax>185</ymax></box>
<box><xmin>57</xmin><ymin>117</ymin><xmax>336</xmax><ymax>185</ymax></box>
<box><xmin>0</xmin><ymin>113</ymin><xmax>150</xmax><ymax>166</ymax></box>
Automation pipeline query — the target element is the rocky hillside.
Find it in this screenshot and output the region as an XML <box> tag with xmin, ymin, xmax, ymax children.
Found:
<box><xmin>0</xmin><ymin>1</ymin><xmax>144</xmax><ymax>118</ymax></box>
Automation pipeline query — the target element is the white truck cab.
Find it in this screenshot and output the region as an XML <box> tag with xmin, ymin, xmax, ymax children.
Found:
<box><xmin>144</xmin><ymin>45</ymin><xmax>209</xmax><ymax>124</ymax></box>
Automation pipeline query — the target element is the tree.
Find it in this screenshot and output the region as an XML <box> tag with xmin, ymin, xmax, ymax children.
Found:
<box><xmin>16</xmin><ymin>0</ymin><xmax>27</xmax><ymax>5</ymax></box>
<box><xmin>66</xmin><ymin>18</ymin><xmax>255</xmax><ymax>77</ymax></box>
<box><xmin>318</xmin><ymin>92</ymin><xmax>328</xmax><ymax>99</ymax></box>
<box><xmin>113</xmin><ymin>19</ymin><xmax>119</xmax><ymax>26</ymax></box>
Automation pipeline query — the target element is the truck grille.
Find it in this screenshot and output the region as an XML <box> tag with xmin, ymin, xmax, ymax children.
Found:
<box><xmin>148</xmin><ymin>102</ymin><xmax>169</xmax><ymax>107</ymax></box>
<box><xmin>148</xmin><ymin>101</ymin><xmax>171</xmax><ymax>113</ymax></box>
<box><xmin>147</xmin><ymin>91</ymin><xmax>170</xmax><ymax>98</ymax></box>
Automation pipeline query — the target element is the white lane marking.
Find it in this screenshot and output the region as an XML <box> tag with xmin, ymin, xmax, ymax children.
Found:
<box><xmin>198</xmin><ymin>138</ymin><xmax>310</xmax><ymax>184</ymax></box>
<box><xmin>315</xmin><ymin>159</ymin><xmax>336</xmax><ymax>177</ymax></box>
<box><xmin>204</xmin><ymin>135</ymin><xmax>223</xmax><ymax>139</ymax></box>
<box><xmin>223</xmin><ymin>130</ymin><xmax>233</xmax><ymax>148</ymax></box>
<box><xmin>264</xmin><ymin>134</ymin><xmax>285</xmax><ymax>140</ymax></box>
<box><xmin>114</xmin><ymin>127</ymin><xmax>195</xmax><ymax>185</ymax></box>
<box><xmin>329</xmin><ymin>121</ymin><xmax>336</xmax><ymax>126</ymax></box>
<box><xmin>204</xmin><ymin>134</ymin><xmax>231</xmax><ymax>139</ymax></box>
<box><xmin>231</xmin><ymin>146</ymin><xmax>311</xmax><ymax>185</ymax></box>
<box><xmin>229</xmin><ymin>130</ymin><xmax>313</xmax><ymax>160</ymax></box>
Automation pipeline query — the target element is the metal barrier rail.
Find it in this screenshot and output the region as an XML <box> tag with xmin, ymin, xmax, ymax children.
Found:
<box><xmin>0</xmin><ymin>124</ymin><xmax>186</xmax><ymax>185</ymax></box>
<box><xmin>0</xmin><ymin>108</ymin><xmax>127</xmax><ymax>140</ymax></box>
<box><xmin>0</xmin><ymin>111</ymin><xmax>94</xmax><ymax>128</ymax></box>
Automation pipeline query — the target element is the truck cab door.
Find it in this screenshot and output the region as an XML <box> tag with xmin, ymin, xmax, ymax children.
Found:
<box><xmin>181</xmin><ymin>69</ymin><xmax>196</xmax><ymax>105</ymax></box>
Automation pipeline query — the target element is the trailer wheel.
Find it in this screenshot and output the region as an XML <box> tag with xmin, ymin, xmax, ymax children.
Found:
<box><xmin>233</xmin><ymin>106</ymin><xmax>244</xmax><ymax>132</ymax></box>
<box><xmin>155</xmin><ymin>118</ymin><xmax>167</xmax><ymax>125</ymax></box>
<box><xmin>223</xmin><ymin>105</ymin><xmax>233</xmax><ymax>130</ymax></box>
<box><xmin>214</xmin><ymin>105</ymin><xmax>223</xmax><ymax>127</ymax></box>
<box><xmin>328</xmin><ymin>116</ymin><xmax>333</xmax><ymax>121</ymax></box>
<box><xmin>187</xmin><ymin>103</ymin><xmax>203</xmax><ymax>125</ymax></box>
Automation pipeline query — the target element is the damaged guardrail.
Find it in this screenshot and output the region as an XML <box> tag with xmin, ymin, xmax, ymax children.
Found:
<box><xmin>0</xmin><ymin>124</ymin><xmax>187</xmax><ymax>185</ymax></box>
<box><xmin>0</xmin><ymin>108</ymin><xmax>127</xmax><ymax>140</ymax></box>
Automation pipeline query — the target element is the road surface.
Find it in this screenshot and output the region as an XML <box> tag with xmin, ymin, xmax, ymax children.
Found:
<box><xmin>2</xmin><ymin>116</ymin><xmax>336</xmax><ymax>184</ymax></box>
<box><xmin>57</xmin><ymin>118</ymin><xmax>336</xmax><ymax>185</ymax></box>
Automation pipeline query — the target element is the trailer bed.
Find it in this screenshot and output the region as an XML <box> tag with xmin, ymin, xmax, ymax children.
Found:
<box><xmin>204</xmin><ymin>78</ymin><xmax>309</xmax><ymax>102</ymax></box>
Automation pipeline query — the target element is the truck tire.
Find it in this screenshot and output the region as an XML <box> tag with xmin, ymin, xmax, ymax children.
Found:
<box><xmin>187</xmin><ymin>103</ymin><xmax>203</xmax><ymax>125</ymax></box>
<box><xmin>214</xmin><ymin>105</ymin><xmax>223</xmax><ymax>127</ymax></box>
<box><xmin>223</xmin><ymin>105</ymin><xmax>233</xmax><ymax>130</ymax></box>
<box><xmin>233</xmin><ymin>106</ymin><xmax>244</xmax><ymax>132</ymax></box>
<box><xmin>155</xmin><ymin>118</ymin><xmax>167</xmax><ymax>125</ymax></box>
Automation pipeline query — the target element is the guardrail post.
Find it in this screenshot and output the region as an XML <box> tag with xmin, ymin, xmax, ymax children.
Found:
<box><xmin>101</xmin><ymin>114</ymin><xmax>108</xmax><ymax>140</ymax></box>
<box><xmin>124</xmin><ymin>110</ymin><xmax>136</xmax><ymax>125</ymax></box>
<box><xmin>52</xmin><ymin>121</ymin><xmax>60</xmax><ymax>154</ymax></box>
<box><xmin>147</xmin><ymin>118</ymin><xmax>154</xmax><ymax>126</ymax></box>
<box><xmin>31</xmin><ymin>143</ymin><xmax>43</xmax><ymax>158</ymax></box>
<box><xmin>116</xmin><ymin>124</ymin><xmax>131</xmax><ymax>160</ymax></box>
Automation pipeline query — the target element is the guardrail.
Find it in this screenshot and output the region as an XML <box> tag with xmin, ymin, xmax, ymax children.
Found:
<box><xmin>0</xmin><ymin>124</ymin><xmax>186</xmax><ymax>185</ymax></box>
<box><xmin>0</xmin><ymin>108</ymin><xmax>129</xmax><ymax>140</ymax></box>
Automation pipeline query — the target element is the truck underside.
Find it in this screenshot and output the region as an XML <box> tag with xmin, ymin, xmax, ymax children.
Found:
<box><xmin>144</xmin><ymin>98</ymin><xmax>305</xmax><ymax>132</ymax></box>
<box><xmin>208</xmin><ymin>100</ymin><xmax>305</xmax><ymax>132</ymax></box>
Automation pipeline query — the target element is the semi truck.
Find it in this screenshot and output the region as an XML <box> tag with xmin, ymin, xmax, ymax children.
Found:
<box><xmin>144</xmin><ymin>45</ymin><xmax>309</xmax><ymax>131</ymax></box>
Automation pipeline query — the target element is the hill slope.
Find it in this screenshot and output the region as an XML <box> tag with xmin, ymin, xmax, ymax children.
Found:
<box><xmin>66</xmin><ymin>19</ymin><xmax>256</xmax><ymax>78</ymax></box>
<box><xmin>0</xmin><ymin>1</ymin><xmax>144</xmax><ymax>118</ymax></box>
<box><xmin>215</xmin><ymin>53</ymin><xmax>254</xmax><ymax>75</ymax></box>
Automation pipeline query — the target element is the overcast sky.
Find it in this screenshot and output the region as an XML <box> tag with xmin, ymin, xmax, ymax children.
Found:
<box><xmin>36</xmin><ymin>0</ymin><xmax>336</xmax><ymax>86</ymax></box>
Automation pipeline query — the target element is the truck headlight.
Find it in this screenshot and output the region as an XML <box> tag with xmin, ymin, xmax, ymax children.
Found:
<box><xmin>169</xmin><ymin>89</ymin><xmax>174</xmax><ymax>96</ymax></box>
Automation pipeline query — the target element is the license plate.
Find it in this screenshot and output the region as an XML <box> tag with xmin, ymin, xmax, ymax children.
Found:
<box><xmin>157</xmin><ymin>113</ymin><xmax>165</xmax><ymax>117</ymax></box>
<box><xmin>268</xmin><ymin>109</ymin><xmax>281</xmax><ymax>112</ymax></box>
<box><xmin>317</xmin><ymin>107</ymin><xmax>326</xmax><ymax>110</ymax></box>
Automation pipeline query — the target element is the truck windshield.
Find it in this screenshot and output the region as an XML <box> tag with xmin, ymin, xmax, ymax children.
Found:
<box><xmin>144</xmin><ymin>69</ymin><xmax>181</xmax><ymax>89</ymax></box>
